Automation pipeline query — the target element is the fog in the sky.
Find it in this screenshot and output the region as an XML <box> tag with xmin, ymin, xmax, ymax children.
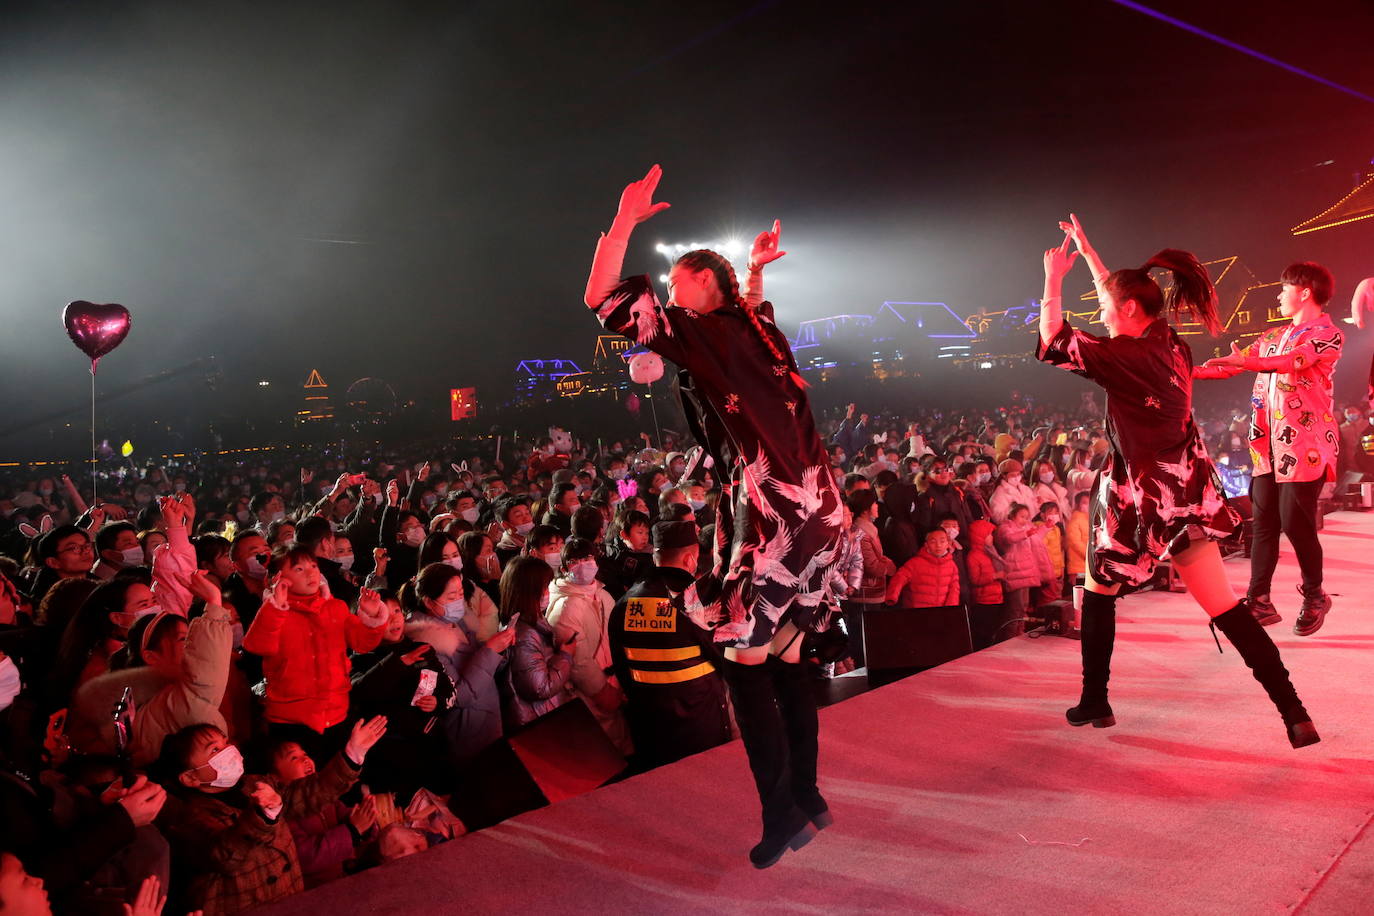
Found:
<box><xmin>2</xmin><ymin>0</ymin><xmax>1372</xmax><ymax>451</ymax></box>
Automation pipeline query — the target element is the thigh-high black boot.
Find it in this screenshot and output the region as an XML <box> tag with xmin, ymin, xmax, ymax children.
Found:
<box><xmin>720</xmin><ymin>658</ymin><xmax>817</xmax><ymax>868</ymax></box>
<box><xmin>1066</xmin><ymin>590</ymin><xmax>1117</xmax><ymax>727</ymax></box>
<box><xmin>767</xmin><ymin>655</ymin><xmax>831</xmax><ymax>830</ymax></box>
<box><xmin>1210</xmin><ymin>603</ymin><xmax>1320</xmax><ymax>748</ymax></box>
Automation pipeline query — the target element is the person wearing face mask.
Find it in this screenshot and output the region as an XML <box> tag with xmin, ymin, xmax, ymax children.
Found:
<box><xmin>540</xmin><ymin>483</ymin><xmax>580</xmax><ymax>537</ymax></box>
<box><xmin>1034</xmin><ymin>502</ymin><xmax>1066</xmax><ymax>605</ymax></box>
<box><xmin>419</xmin><ymin>533</ymin><xmax>500</xmax><ymax>639</ymax></box>
<box><xmin>68</xmin><ymin>571</ymin><xmax>234</xmax><ymax>767</ymax></box>
<box><xmin>993</xmin><ymin>504</ymin><xmax>1051</xmax><ymax>642</ymax></box>
<box><xmin>241</xmin><ymin>547</ymin><xmax>388</xmax><ymax>761</ymax></box>
<box><xmin>49</xmin><ymin>576</ymin><xmax>159</xmax><ymax>705</ymax></box>
<box><xmin>223</xmin><ymin>531</ymin><xmax>270</xmax><ymax>634</ymax></box>
<box><xmin>499</xmin><ymin>556</ymin><xmax>575</xmax><ymax>731</ymax></box>
<box><xmin>349</xmin><ymin>598</ymin><xmax>457</xmax><ymax>800</ymax></box>
<box><xmin>606</xmin><ymin>520</ymin><xmax>731</xmax><ymax>774</ymax></box>
<box><xmin>152</xmin><ymin>715</ymin><xmax>386</xmax><ymax>916</ymax></box>
<box><xmin>604</xmin><ymin>458</ymin><xmax>629</xmax><ymax>482</ymax></box>
<box><xmin>449</xmin><ymin>491</ymin><xmax>482</xmax><ymax>527</ymax></box>
<box><xmin>493</xmin><ymin>499</ymin><xmax>535</xmax><ymax>568</ymax></box>
<box><xmin>546</xmin><ymin>537</ymin><xmax>630</xmax><ymax>754</ymax></box>
<box><xmin>295</xmin><ymin>517</ymin><xmax>360</xmax><ymax>608</ymax></box>
<box><xmin>988</xmin><ymin>459</ymin><xmax>1037</xmax><ymax>525</ymax></box>
<box><xmin>965</xmin><ymin>519</ymin><xmax>1007</xmax><ymax>650</ymax></box>
<box><xmin>379</xmin><ymin>475</ymin><xmax>426</xmax><ymax>589</ymax></box>
<box><xmin>1065</xmin><ymin>448</ymin><xmax>1098</xmax><ymax>506</ymax></box>
<box><xmin>525</xmin><ymin>526</ymin><xmax>565</xmax><ymax>573</ymax></box>
<box><xmin>457</xmin><ymin>531</ymin><xmax>502</xmax><ymax>607</ymax></box>
<box><xmin>92</xmin><ymin>522</ymin><xmax>145</xmax><ymax>582</ymax></box>
<box><xmin>913</xmin><ymin>457</ymin><xmax>980</xmax><ymax>545</ymax></box>
<box><xmin>1030</xmin><ymin>460</ymin><xmax>1071</xmax><ymax>519</ymax></box>
<box><xmin>884</xmin><ymin>528</ymin><xmax>960</xmax><ymax>609</ymax></box>
<box><xmin>248</xmin><ymin>492</ymin><xmax>287</xmax><ymax>533</ymax></box>
<box><xmin>402</xmin><ymin>563</ymin><xmax>515</xmax><ymax>762</ymax></box>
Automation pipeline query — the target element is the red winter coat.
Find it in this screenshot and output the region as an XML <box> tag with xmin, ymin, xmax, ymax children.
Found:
<box><xmin>885</xmin><ymin>546</ymin><xmax>960</xmax><ymax>609</ymax></box>
<box><xmin>242</xmin><ymin>591</ymin><xmax>384</xmax><ymax>733</ymax></box>
<box><xmin>966</xmin><ymin>520</ymin><xmax>1005</xmax><ymax>605</ymax></box>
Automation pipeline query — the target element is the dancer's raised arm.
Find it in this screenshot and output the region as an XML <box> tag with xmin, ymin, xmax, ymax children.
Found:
<box><xmin>583</xmin><ymin>164</ymin><xmax>671</xmax><ymax>308</ymax></box>
<box><xmin>1040</xmin><ymin>229</ymin><xmax>1078</xmax><ymax>346</ymax></box>
<box><xmin>1060</xmin><ymin>214</ymin><xmax>1110</xmax><ymax>295</ymax></box>
<box><xmin>742</xmin><ymin>219</ymin><xmax>786</xmax><ymax>307</ymax></box>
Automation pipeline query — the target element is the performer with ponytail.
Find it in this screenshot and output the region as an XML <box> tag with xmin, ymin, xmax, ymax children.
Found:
<box><xmin>584</xmin><ymin>165</ymin><xmax>844</xmax><ymax>867</ymax></box>
<box><xmin>1036</xmin><ymin>215</ymin><xmax>1318</xmax><ymax>749</ymax></box>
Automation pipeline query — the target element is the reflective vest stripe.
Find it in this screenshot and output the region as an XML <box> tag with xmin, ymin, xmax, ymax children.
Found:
<box><xmin>629</xmin><ymin>661</ymin><xmax>716</xmax><ymax>684</ymax></box>
<box><xmin>624</xmin><ymin>645</ymin><xmax>700</xmax><ymax>662</ymax></box>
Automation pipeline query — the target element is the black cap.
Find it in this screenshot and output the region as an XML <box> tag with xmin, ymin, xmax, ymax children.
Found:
<box><xmin>651</xmin><ymin>520</ymin><xmax>697</xmax><ymax>550</ymax></box>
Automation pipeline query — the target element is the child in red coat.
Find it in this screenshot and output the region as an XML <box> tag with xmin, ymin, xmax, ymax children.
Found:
<box><xmin>242</xmin><ymin>545</ymin><xmax>389</xmax><ymax>759</ymax></box>
<box><xmin>884</xmin><ymin>529</ymin><xmax>960</xmax><ymax>609</ymax></box>
<box><xmin>966</xmin><ymin>519</ymin><xmax>1006</xmax><ymax>649</ymax></box>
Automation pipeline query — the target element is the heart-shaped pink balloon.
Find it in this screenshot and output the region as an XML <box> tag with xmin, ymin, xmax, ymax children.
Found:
<box><xmin>63</xmin><ymin>301</ymin><xmax>132</xmax><ymax>373</ymax></box>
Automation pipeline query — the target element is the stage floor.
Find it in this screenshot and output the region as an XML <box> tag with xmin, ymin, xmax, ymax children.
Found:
<box><xmin>257</xmin><ymin>511</ymin><xmax>1374</xmax><ymax>915</ymax></box>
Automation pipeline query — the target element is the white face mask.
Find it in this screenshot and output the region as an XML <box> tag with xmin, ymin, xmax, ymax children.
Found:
<box><xmin>459</xmin><ymin>507</ymin><xmax>479</xmax><ymax>523</ymax></box>
<box><xmin>688</xmin><ymin>498</ymin><xmax>706</xmax><ymax>512</ymax></box>
<box><xmin>445</xmin><ymin>556</ymin><xmax>463</xmax><ymax>571</ymax></box>
<box><xmin>403</xmin><ymin>528</ymin><xmax>425</xmax><ymax>548</ymax></box>
<box><xmin>942</xmin><ymin>527</ymin><xmax>959</xmax><ymax>541</ymax></box>
<box><xmin>609</xmin><ymin>469</ymin><xmax>627</xmax><ymax>481</ymax></box>
<box><xmin>0</xmin><ymin>656</ymin><xmax>20</xmax><ymax>712</ymax></box>
<box><xmin>205</xmin><ymin>744</ymin><xmax>244</xmax><ymax>788</ymax></box>
<box><xmin>119</xmin><ymin>547</ymin><xmax>145</xmax><ymax>568</ymax></box>
<box><xmin>542</xmin><ymin>551</ymin><xmax>561</xmax><ymax>570</ymax></box>
<box><xmin>245</xmin><ymin>556</ymin><xmax>269</xmax><ymax>581</ymax></box>
<box><xmin>263</xmin><ymin>510</ymin><xmax>285</xmax><ymax>525</ymax></box>
<box><xmin>568</xmin><ymin>560</ymin><xmax>597</xmax><ymax>586</ymax></box>
<box><xmin>975</xmin><ymin>472</ymin><xmax>991</xmax><ymax>485</ymax></box>
<box><xmin>236</xmin><ymin>510</ymin><xmax>252</xmax><ymax>524</ymax></box>
<box><xmin>336</xmin><ymin>554</ymin><xmax>354</xmax><ymax>572</ymax></box>
<box><xmin>441</xmin><ymin>597</ymin><xmax>466</xmax><ymax>622</ymax></box>
<box><xmin>1039</xmin><ymin>472</ymin><xmax>1056</xmax><ymax>484</ymax></box>
<box><xmin>515</xmin><ymin>521</ymin><xmax>534</xmax><ymax>536</ymax></box>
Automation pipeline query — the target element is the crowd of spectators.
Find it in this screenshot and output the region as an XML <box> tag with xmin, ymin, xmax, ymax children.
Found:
<box><xmin>2</xmin><ymin>390</ymin><xmax>1371</xmax><ymax>914</ymax></box>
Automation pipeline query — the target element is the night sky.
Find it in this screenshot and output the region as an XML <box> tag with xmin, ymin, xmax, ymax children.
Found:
<box><xmin>2</xmin><ymin>0</ymin><xmax>1372</xmax><ymax>447</ymax></box>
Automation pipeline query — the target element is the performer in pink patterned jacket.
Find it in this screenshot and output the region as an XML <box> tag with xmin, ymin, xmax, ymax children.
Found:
<box><xmin>1200</xmin><ymin>263</ymin><xmax>1343</xmax><ymax>636</ymax></box>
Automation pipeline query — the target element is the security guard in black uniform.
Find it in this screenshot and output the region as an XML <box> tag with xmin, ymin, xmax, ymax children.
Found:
<box><xmin>608</xmin><ymin>520</ymin><xmax>732</xmax><ymax>773</ymax></box>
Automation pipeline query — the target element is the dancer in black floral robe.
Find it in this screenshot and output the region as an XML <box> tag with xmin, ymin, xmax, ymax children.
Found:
<box><xmin>583</xmin><ymin>166</ymin><xmax>841</xmax><ymax>868</ymax></box>
<box><xmin>1037</xmin><ymin>215</ymin><xmax>1317</xmax><ymax>749</ymax></box>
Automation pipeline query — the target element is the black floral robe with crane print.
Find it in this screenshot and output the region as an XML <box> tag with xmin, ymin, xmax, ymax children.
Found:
<box><xmin>594</xmin><ymin>274</ymin><xmax>844</xmax><ymax>648</ymax></box>
<box><xmin>1036</xmin><ymin>318</ymin><xmax>1240</xmax><ymax>587</ymax></box>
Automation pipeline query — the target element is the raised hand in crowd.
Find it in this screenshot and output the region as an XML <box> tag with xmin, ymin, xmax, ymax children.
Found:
<box><xmin>386</xmin><ymin>479</ymin><xmax>400</xmax><ymax>508</ymax></box>
<box><xmin>159</xmin><ymin>492</ymin><xmax>195</xmax><ymax>528</ymax></box>
<box><xmin>122</xmin><ymin>874</ymin><xmax>168</xmax><ymax>916</ymax></box>
<box><xmin>748</xmin><ymin>219</ymin><xmax>786</xmax><ymax>271</ymax></box>
<box><xmin>300</xmin><ymin>467</ymin><xmax>314</xmax><ymax>487</ymax></box>
<box><xmin>188</xmin><ymin>569</ymin><xmax>222</xmax><ymax>606</ymax></box>
<box><xmin>371</xmin><ymin>548</ymin><xmax>389</xmax><ymax>579</ymax></box>
<box><xmin>356</xmin><ymin>588</ymin><xmax>389</xmax><ymax>627</ymax></box>
<box><xmin>344</xmin><ymin>715</ymin><xmax>389</xmax><ymax>762</ymax></box>
<box><xmin>263</xmin><ymin>574</ymin><xmax>291</xmax><ymax>612</ymax></box>
<box><xmin>416</xmin><ymin>461</ymin><xmax>431</xmax><ymax>483</ymax></box>
<box><xmin>400</xmin><ymin>645</ymin><xmax>432</xmax><ymax>666</ymax></box>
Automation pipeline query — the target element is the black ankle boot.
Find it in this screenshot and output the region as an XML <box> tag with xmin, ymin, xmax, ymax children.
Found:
<box><xmin>720</xmin><ymin>659</ymin><xmax>818</xmax><ymax>867</ymax></box>
<box><xmin>767</xmin><ymin>656</ymin><xmax>831</xmax><ymax>830</ymax></box>
<box><xmin>1210</xmin><ymin>603</ymin><xmax>1320</xmax><ymax>749</ymax></box>
<box><xmin>1067</xmin><ymin>590</ymin><xmax>1117</xmax><ymax>728</ymax></box>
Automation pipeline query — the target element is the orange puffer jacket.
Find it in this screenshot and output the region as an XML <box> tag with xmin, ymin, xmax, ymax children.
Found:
<box><xmin>242</xmin><ymin>591</ymin><xmax>384</xmax><ymax>733</ymax></box>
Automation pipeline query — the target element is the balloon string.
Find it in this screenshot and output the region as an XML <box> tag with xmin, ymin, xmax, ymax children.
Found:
<box><xmin>646</xmin><ymin>383</ymin><xmax>662</xmax><ymax>449</ymax></box>
<box><xmin>90</xmin><ymin>366</ymin><xmax>97</xmax><ymax>508</ymax></box>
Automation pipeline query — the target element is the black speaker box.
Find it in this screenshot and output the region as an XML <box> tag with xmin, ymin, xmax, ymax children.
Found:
<box><xmin>861</xmin><ymin>605</ymin><xmax>973</xmax><ymax>674</ymax></box>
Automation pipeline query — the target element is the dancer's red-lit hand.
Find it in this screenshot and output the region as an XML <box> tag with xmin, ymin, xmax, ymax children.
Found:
<box><xmin>615</xmin><ymin>164</ymin><xmax>671</xmax><ymax>226</ymax></box>
<box><xmin>1043</xmin><ymin>231</ymin><xmax>1079</xmax><ymax>284</ymax></box>
<box><xmin>748</xmin><ymin>220</ymin><xmax>786</xmax><ymax>271</ymax></box>
<box><xmin>1057</xmin><ymin>213</ymin><xmax>1094</xmax><ymax>256</ymax></box>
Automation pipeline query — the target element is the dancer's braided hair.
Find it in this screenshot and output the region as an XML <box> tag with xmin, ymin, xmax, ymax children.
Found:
<box><xmin>675</xmin><ymin>249</ymin><xmax>805</xmax><ymax>386</ymax></box>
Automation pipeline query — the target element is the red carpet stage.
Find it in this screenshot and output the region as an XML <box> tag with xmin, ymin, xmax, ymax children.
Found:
<box><xmin>257</xmin><ymin>511</ymin><xmax>1374</xmax><ymax>915</ymax></box>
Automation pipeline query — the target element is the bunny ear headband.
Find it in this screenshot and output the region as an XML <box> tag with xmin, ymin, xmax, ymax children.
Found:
<box><xmin>450</xmin><ymin>461</ymin><xmax>469</xmax><ymax>475</ymax></box>
<box><xmin>17</xmin><ymin>515</ymin><xmax>55</xmax><ymax>540</ymax></box>
<box><xmin>616</xmin><ymin>479</ymin><xmax>638</xmax><ymax>501</ymax></box>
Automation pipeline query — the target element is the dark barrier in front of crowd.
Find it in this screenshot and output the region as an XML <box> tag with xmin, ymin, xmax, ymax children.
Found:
<box><xmin>450</xmin><ymin>700</ymin><xmax>626</xmax><ymax>832</ymax></box>
<box><xmin>862</xmin><ymin>605</ymin><xmax>973</xmax><ymax>687</ymax></box>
